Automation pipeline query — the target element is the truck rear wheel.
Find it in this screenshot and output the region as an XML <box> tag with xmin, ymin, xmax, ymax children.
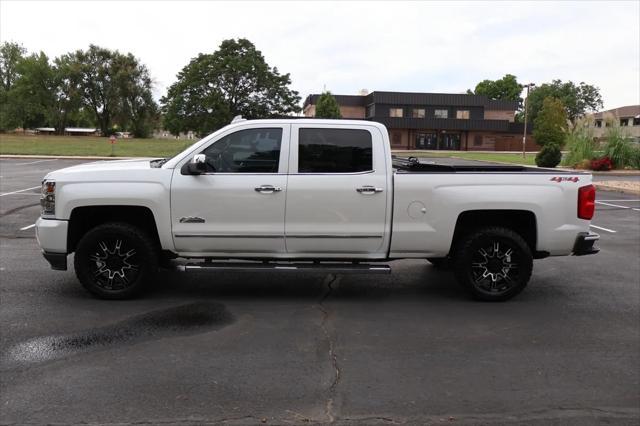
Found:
<box><xmin>74</xmin><ymin>222</ymin><xmax>158</xmax><ymax>299</ymax></box>
<box><xmin>453</xmin><ymin>227</ymin><xmax>532</xmax><ymax>302</ymax></box>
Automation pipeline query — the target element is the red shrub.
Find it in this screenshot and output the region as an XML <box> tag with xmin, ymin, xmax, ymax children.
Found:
<box><xmin>590</xmin><ymin>156</ymin><xmax>613</xmax><ymax>171</ymax></box>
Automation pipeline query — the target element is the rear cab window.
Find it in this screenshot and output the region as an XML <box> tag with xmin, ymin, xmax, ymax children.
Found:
<box><xmin>297</xmin><ymin>128</ymin><xmax>373</xmax><ymax>173</ymax></box>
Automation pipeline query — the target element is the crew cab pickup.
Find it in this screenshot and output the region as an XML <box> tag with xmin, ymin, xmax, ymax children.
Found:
<box><xmin>36</xmin><ymin>119</ymin><xmax>599</xmax><ymax>301</ymax></box>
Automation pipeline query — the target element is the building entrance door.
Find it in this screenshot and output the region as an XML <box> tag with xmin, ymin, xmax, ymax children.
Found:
<box><xmin>415</xmin><ymin>132</ymin><xmax>438</xmax><ymax>149</ymax></box>
<box><xmin>439</xmin><ymin>133</ymin><xmax>461</xmax><ymax>150</ymax></box>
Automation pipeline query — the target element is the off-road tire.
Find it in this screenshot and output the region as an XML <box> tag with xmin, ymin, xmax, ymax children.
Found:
<box><xmin>453</xmin><ymin>227</ymin><xmax>533</xmax><ymax>302</ymax></box>
<box><xmin>74</xmin><ymin>222</ymin><xmax>158</xmax><ymax>299</ymax></box>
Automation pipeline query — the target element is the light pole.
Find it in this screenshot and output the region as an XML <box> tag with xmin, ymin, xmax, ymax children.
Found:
<box><xmin>522</xmin><ymin>82</ymin><xmax>535</xmax><ymax>158</ymax></box>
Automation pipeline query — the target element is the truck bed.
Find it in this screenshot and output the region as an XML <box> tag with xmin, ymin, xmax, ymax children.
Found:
<box><xmin>392</xmin><ymin>156</ymin><xmax>583</xmax><ymax>174</ymax></box>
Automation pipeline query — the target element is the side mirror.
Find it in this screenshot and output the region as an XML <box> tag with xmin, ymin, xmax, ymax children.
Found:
<box><xmin>181</xmin><ymin>154</ymin><xmax>208</xmax><ymax>175</ymax></box>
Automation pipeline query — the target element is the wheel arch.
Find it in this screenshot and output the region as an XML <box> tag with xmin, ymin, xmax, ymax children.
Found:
<box><xmin>67</xmin><ymin>205</ymin><xmax>161</xmax><ymax>253</ymax></box>
<box><xmin>450</xmin><ymin>210</ymin><xmax>540</xmax><ymax>257</ymax></box>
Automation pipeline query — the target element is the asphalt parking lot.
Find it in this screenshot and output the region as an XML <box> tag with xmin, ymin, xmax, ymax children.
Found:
<box><xmin>1</xmin><ymin>158</ymin><xmax>639</xmax><ymax>425</ymax></box>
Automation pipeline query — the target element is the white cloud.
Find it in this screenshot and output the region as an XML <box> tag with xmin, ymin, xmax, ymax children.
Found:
<box><xmin>1</xmin><ymin>0</ymin><xmax>638</xmax><ymax>109</ymax></box>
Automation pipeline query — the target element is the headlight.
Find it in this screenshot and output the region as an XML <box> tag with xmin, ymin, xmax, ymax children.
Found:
<box><xmin>40</xmin><ymin>180</ymin><xmax>56</xmax><ymax>216</ymax></box>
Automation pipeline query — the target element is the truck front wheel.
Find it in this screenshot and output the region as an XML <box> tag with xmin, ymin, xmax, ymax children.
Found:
<box><xmin>74</xmin><ymin>222</ymin><xmax>158</xmax><ymax>299</ymax></box>
<box><xmin>453</xmin><ymin>227</ymin><xmax>533</xmax><ymax>302</ymax></box>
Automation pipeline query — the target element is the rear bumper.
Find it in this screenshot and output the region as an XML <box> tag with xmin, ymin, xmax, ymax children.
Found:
<box><xmin>572</xmin><ymin>232</ymin><xmax>600</xmax><ymax>256</ymax></box>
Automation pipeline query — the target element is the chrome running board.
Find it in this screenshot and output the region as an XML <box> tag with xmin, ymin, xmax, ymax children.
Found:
<box><xmin>176</xmin><ymin>261</ymin><xmax>391</xmax><ymax>274</ymax></box>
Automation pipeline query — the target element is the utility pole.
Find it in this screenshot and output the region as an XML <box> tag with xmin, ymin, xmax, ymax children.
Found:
<box><xmin>522</xmin><ymin>82</ymin><xmax>535</xmax><ymax>158</ymax></box>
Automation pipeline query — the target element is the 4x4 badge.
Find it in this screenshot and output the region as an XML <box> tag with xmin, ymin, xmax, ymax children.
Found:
<box><xmin>550</xmin><ymin>176</ymin><xmax>579</xmax><ymax>182</ymax></box>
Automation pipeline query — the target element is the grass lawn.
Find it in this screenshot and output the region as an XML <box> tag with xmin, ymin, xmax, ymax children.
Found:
<box><xmin>1</xmin><ymin>134</ymin><xmax>540</xmax><ymax>166</ymax></box>
<box><xmin>396</xmin><ymin>150</ymin><xmax>538</xmax><ymax>166</ymax></box>
<box><xmin>0</xmin><ymin>134</ymin><xmax>196</xmax><ymax>157</ymax></box>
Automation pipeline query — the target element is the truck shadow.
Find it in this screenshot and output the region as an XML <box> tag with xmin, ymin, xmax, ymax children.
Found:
<box><xmin>148</xmin><ymin>260</ymin><xmax>468</xmax><ymax>302</ymax></box>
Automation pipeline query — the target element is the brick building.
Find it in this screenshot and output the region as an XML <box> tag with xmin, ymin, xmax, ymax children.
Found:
<box><xmin>303</xmin><ymin>91</ymin><xmax>537</xmax><ymax>151</ymax></box>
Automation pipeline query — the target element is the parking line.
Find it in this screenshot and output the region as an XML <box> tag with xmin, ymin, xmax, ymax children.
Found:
<box><xmin>0</xmin><ymin>186</ymin><xmax>40</xmax><ymax>197</ymax></box>
<box><xmin>590</xmin><ymin>224</ymin><xmax>617</xmax><ymax>233</ymax></box>
<box><xmin>14</xmin><ymin>159</ymin><xmax>57</xmax><ymax>166</ymax></box>
<box><xmin>597</xmin><ymin>199</ymin><xmax>640</xmax><ymax>202</ymax></box>
<box><xmin>596</xmin><ymin>201</ymin><xmax>640</xmax><ymax>212</ymax></box>
<box><xmin>19</xmin><ymin>224</ymin><xmax>36</xmax><ymax>231</ymax></box>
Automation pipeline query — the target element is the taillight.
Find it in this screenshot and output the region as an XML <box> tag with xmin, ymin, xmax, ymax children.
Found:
<box><xmin>578</xmin><ymin>184</ymin><xmax>595</xmax><ymax>220</ymax></box>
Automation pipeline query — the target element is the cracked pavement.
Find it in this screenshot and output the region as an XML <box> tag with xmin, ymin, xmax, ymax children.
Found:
<box><xmin>1</xmin><ymin>158</ymin><xmax>639</xmax><ymax>425</ymax></box>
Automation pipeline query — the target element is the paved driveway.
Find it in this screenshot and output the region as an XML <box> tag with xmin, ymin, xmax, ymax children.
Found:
<box><xmin>1</xmin><ymin>158</ymin><xmax>638</xmax><ymax>425</ymax></box>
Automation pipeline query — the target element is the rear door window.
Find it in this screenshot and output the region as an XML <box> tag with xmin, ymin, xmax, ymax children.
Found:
<box><xmin>298</xmin><ymin>128</ymin><xmax>373</xmax><ymax>173</ymax></box>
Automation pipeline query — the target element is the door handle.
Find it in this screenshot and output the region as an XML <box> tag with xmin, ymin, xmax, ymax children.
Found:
<box><xmin>356</xmin><ymin>186</ymin><xmax>384</xmax><ymax>195</ymax></box>
<box><xmin>255</xmin><ymin>185</ymin><xmax>282</xmax><ymax>194</ymax></box>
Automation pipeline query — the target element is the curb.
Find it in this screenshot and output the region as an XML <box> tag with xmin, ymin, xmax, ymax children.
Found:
<box><xmin>594</xmin><ymin>183</ymin><xmax>640</xmax><ymax>196</ymax></box>
<box><xmin>590</xmin><ymin>171</ymin><xmax>640</xmax><ymax>176</ymax></box>
<box><xmin>1</xmin><ymin>155</ymin><xmax>138</xmax><ymax>160</ymax></box>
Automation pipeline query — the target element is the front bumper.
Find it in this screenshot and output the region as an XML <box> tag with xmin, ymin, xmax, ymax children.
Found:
<box><xmin>572</xmin><ymin>231</ymin><xmax>600</xmax><ymax>256</ymax></box>
<box><xmin>43</xmin><ymin>252</ymin><xmax>68</xmax><ymax>270</ymax></box>
<box><xmin>35</xmin><ymin>217</ymin><xmax>68</xmax><ymax>270</ymax></box>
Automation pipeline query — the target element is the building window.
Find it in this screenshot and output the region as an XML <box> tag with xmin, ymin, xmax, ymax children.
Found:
<box><xmin>435</xmin><ymin>109</ymin><xmax>448</xmax><ymax>119</ymax></box>
<box><xmin>473</xmin><ymin>135</ymin><xmax>483</xmax><ymax>146</ymax></box>
<box><xmin>620</xmin><ymin>118</ymin><xmax>629</xmax><ymax>126</ymax></box>
<box><xmin>456</xmin><ymin>110</ymin><xmax>470</xmax><ymax>119</ymax></box>
<box><xmin>594</xmin><ymin>120</ymin><xmax>602</xmax><ymax>128</ymax></box>
<box><xmin>390</xmin><ymin>108</ymin><xmax>403</xmax><ymax>118</ymax></box>
<box><xmin>412</xmin><ymin>108</ymin><xmax>425</xmax><ymax>118</ymax></box>
<box><xmin>634</xmin><ymin>117</ymin><xmax>640</xmax><ymax>126</ymax></box>
<box><xmin>298</xmin><ymin>128</ymin><xmax>372</xmax><ymax>173</ymax></box>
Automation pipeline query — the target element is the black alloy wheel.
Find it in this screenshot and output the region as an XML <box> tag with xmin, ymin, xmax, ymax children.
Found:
<box><xmin>454</xmin><ymin>227</ymin><xmax>533</xmax><ymax>301</ymax></box>
<box><xmin>74</xmin><ymin>222</ymin><xmax>158</xmax><ymax>299</ymax></box>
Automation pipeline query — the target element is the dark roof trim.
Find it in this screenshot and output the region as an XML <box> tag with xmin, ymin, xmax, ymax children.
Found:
<box><xmin>304</xmin><ymin>91</ymin><xmax>519</xmax><ymax>111</ymax></box>
<box><xmin>303</xmin><ymin>94</ymin><xmax>366</xmax><ymax>108</ymax></box>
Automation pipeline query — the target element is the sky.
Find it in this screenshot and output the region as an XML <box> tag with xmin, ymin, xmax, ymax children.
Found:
<box><xmin>1</xmin><ymin>0</ymin><xmax>638</xmax><ymax>110</ymax></box>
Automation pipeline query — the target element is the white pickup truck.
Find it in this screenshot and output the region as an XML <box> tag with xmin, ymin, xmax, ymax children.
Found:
<box><xmin>36</xmin><ymin>119</ymin><xmax>599</xmax><ymax>301</ymax></box>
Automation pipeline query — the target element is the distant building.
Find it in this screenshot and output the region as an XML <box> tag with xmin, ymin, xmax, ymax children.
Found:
<box><xmin>64</xmin><ymin>128</ymin><xmax>99</xmax><ymax>136</ymax></box>
<box><xmin>589</xmin><ymin>105</ymin><xmax>640</xmax><ymax>143</ymax></box>
<box><xmin>153</xmin><ymin>129</ymin><xmax>197</xmax><ymax>140</ymax></box>
<box><xmin>35</xmin><ymin>127</ymin><xmax>56</xmax><ymax>135</ymax></box>
<box><xmin>303</xmin><ymin>91</ymin><xmax>537</xmax><ymax>151</ymax></box>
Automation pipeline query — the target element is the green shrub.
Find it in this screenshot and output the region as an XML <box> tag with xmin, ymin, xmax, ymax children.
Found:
<box><xmin>603</xmin><ymin>124</ymin><xmax>634</xmax><ymax>168</ymax></box>
<box><xmin>562</xmin><ymin>119</ymin><xmax>596</xmax><ymax>167</ymax></box>
<box><xmin>535</xmin><ymin>144</ymin><xmax>562</xmax><ymax>167</ymax></box>
<box><xmin>630</xmin><ymin>146</ymin><xmax>640</xmax><ymax>169</ymax></box>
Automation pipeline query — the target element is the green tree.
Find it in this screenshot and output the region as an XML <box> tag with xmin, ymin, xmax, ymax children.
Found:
<box><xmin>161</xmin><ymin>38</ymin><xmax>301</xmax><ymax>136</ymax></box>
<box><xmin>468</xmin><ymin>74</ymin><xmax>522</xmax><ymax>102</ymax></box>
<box><xmin>10</xmin><ymin>52</ymin><xmax>56</xmax><ymax>129</ymax></box>
<box><xmin>68</xmin><ymin>45</ymin><xmax>157</xmax><ymax>135</ymax></box>
<box><xmin>114</xmin><ymin>56</ymin><xmax>158</xmax><ymax>137</ymax></box>
<box><xmin>49</xmin><ymin>53</ymin><xmax>86</xmax><ymax>133</ymax></box>
<box><xmin>314</xmin><ymin>91</ymin><xmax>342</xmax><ymax>118</ymax></box>
<box><xmin>533</xmin><ymin>97</ymin><xmax>568</xmax><ymax>147</ymax></box>
<box><xmin>0</xmin><ymin>41</ymin><xmax>25</xmax><ymax>91</ymax></box>
<box><xmin>527</xmin><ymin>80</ymin><xmax>602</xmax><ymax>124</ymax></box>
<box><xmin>0</xmin><ymin>41</ymin><xmax>26</xmax><ymax>130</ymax></box>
